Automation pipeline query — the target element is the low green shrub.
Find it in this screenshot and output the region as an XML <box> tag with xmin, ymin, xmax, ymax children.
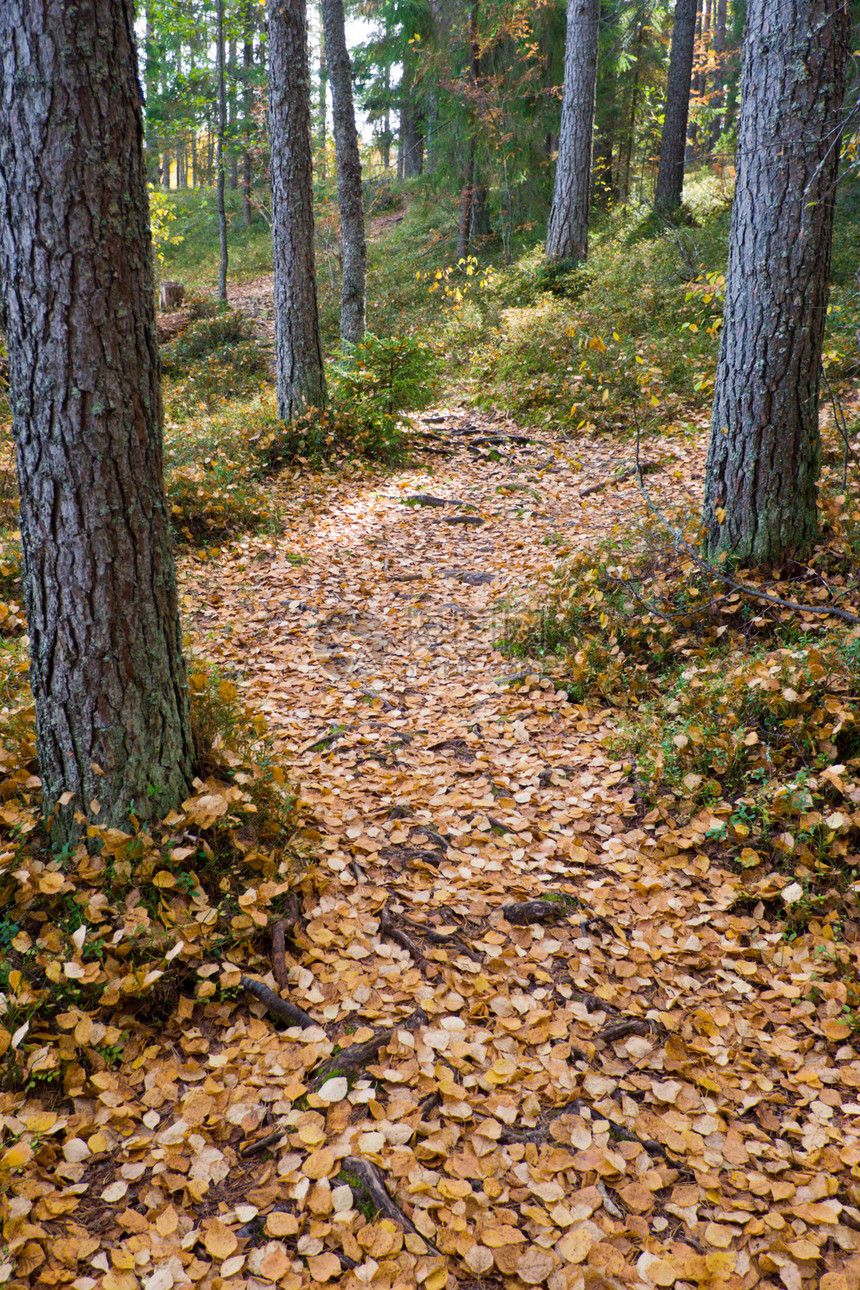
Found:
<box><xmin>161</xmin><ymin>310</ymin><xmax>271</xmax><ymax>407</ymax></box>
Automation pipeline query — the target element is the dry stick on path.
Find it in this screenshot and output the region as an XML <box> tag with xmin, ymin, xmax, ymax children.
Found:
<box><xmin>579</xmin><ymin>460</ymin><xmax>660</xmax><ymax>497</ymax></box>
<box><xmin>271</xmin><ymin>922</ymin><xmax>289</xmax><ymax>989</ymax></box>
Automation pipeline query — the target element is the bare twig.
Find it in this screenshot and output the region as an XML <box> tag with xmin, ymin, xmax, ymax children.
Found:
<box><xmin>822</xmin><ymin>365</ymin><xmax>860</xmax><ymax>491</ymax></box>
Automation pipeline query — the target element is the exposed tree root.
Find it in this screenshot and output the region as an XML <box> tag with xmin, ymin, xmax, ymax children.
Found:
<box><xmin>341</xmin><ymin>1155</ymin><xmax>440</xmax><ymax>1254</ymax></box>
<box><xmin>310</xmin><ymin>1008</ymin><xmax>429</xmax><ymax>1089</ymax></box>
<box><xmin>241</xmin><ymin>976</ymin><xmax>316</xmax><ymax>1029</ymax></box>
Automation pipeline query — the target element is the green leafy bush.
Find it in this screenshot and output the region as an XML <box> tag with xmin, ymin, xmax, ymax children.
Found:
<box><xmin>327</xmin><ymin>332</ymin><xmax>437</xmax><ymax>463</ymax></box>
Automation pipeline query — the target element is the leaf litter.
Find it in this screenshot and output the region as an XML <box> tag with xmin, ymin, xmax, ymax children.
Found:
<box><xmin>2</xmin><ymin>410</ymin><xmax>860</xmax><ymax>1290</ymax></box>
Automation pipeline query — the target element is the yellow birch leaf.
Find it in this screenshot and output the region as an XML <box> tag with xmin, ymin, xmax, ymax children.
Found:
<box><xmin>203</xmin><ymin>1218</ymin><xmax>238</xmax><ymax>1259</ymax></box>
<box><xmin>307</xmin><ymin>1253</ymin><xmax>341</xmax><ymax>1282</ymax></box>
<box><xmin>482</xmin><ymin>1225</ymin><xmax>525</xmax><ymax>1247</ymax></box>
<box><xmin>303</xmin><ymin>1147</ymin><xmax>335</xmax><ymax>1179</ymax></box>
<box><xmin>259</xmin><ymin>1244</ymin><xmax>290</xmax><ymax>1280</ymax></box>
<box><xmin>265</xmin><ymin>1211</ymin><xmax>299</xmax><ymax>1237</ymax></box>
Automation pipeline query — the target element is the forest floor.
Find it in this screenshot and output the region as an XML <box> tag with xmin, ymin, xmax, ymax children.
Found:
<box><xmin>5</xmin><ymin>172</ymin><xmax>860</xmax><ymax>1287</ymax></box>
<box><xmin>6</xmin><ymin>405</ymin><xmax>859</xmax><ymax>1290</ymax></box>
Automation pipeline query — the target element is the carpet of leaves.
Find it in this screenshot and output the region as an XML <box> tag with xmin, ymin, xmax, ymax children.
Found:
<box><xmin>2</xmin><ymin>411</ymin><xmax>860</xmax><ymax>1290</ymax></box>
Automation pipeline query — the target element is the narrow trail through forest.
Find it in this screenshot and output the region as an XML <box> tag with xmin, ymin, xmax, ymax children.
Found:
<box><xmin>163</xmin><ymin>413</ymin><xmax>860</xmax><ymax>1288</ymax></box>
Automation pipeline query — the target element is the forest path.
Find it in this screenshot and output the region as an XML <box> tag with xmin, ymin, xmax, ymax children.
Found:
<box><xmin>171</xmin><ymin>414</ymin><xmax>860</xmax><ymax>1287</ymax></box>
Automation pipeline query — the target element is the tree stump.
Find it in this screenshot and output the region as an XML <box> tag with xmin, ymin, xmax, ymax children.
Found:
<box><xmin>159</xmin><ymin>280</ymin><xmax>184</xmax><ymax>311</ymax></box>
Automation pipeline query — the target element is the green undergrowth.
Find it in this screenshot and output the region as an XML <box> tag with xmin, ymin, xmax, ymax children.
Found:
<box><xmin>500</xmin><ymin>458</ymin><xmax>860</xmax><ymax>971</ymax></box>
<box><xmin>243</xmin><ymin>332</ymin><xmax>438</xmax><ymax>471</ymax></box>
<box><xmin>162</xmin><ymin>392</ymin><xmax>283</xmax><ymax>546</ymax></box>
<box><xmin>0</xmin><ymin>665</ymin><xmax>310</xmax><ymax>1093</ymax></box>
<box><xmin>161</xmin><ymin>309</ymin><xmax>271</xmax><ymax>407</ymax></box>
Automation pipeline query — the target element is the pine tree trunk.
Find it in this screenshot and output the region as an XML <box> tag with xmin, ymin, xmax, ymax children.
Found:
<box><xmin>267</xmin><ymin>0</ymin><xmax>327</xmax><ymax>419</ymax></box>
<box><xmin>216</xmin><ymin>0</ymin><xmax>229</xmax><ymax>304</ymax></box>
<box><xmin>144</xmin><ymin>3</ymin><xmax>161</xmax><ymax>184</ymax></box>
<box><xmin>702</xmin><ymin>0</ymin><xmax>849</xmax><ymax>569</ymax></box>
<box><xmin>228</xmin><ymin>37</ymin><xmax>239</xmax><ymax>189</ymax></box>
<box><xmin>545</xmin><ymin>0</ymin><xmax>600</xmax><ymax>263</ymax></box>
<box><xmin>654</xmin><ymin>0</ymin><xmax>697</xmax><ymax>212</ymax></box>
<box><xmin>317</xmin><ymin>1</ymin><xmax>327</xmax><ymax>175</ymax></box>
<box><xmin>243</xmin><ymin>0</ymin><xmax>255</xmax><ymax>226</ymax></box>
<box><xmin>399</xmin><ymin>54</ymin><xmax>423</xmax><ymax>179</ymax></box>
<box><xmin>708</xmin><ymin>0</ymin><xmax>728</xmax><ymax>150</ymax></box>
<box><xmin>321</xmin><ymin>0</ymin><xmax>367</xmax><ymax>343</ymax></box>
<box><xmin>0</xmin><ymin>0</ymin><xmax>194</xmax><ymax>844</ymax></box>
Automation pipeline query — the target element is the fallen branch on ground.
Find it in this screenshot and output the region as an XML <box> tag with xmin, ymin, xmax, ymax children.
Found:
<box><xmin>579</xmin><ymin>461</ymin><xmax>660</xmax><ymax>497</ymax></box>
<box><xmin>242</xmin><ymin>976</ymin><xmax>316</xmax><ymax>1029</ymax></box>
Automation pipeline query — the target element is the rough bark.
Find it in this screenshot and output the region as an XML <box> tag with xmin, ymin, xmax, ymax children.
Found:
<box><xmin>707</xmin><ymin>0</ymin><xmax>728</xmax><ymax>150</ymax></box>
<box><xmin>216</xmin><ymin>0</ymin><xmax>229</xmax><ymax>303</ymax></box>
<box><xmin>545</xmin><ymin>0</ymin><xmax>600</xmax><ymax>263</ymax></box>
<box><xmin>228</xmin><ymin>37</ymin><xmax>239</xmax><ymax>190</ymax></box>
<box><xmin>243</xmin><ymin>0</ymin><xmax>255</xmax><ymax>226</ymax></box>
<box><xmin>267</xmin><ymin>0</ymin><xmax>327</xmax><ymax>419</ymax></box>
<box><xmin>654</xmin><ymin>0</ymin><xmax>697</xmax><ymax>212</ymax></box>
<box><xmin>143</xmin><ymin>3</ymin><xmax>161</xmax><ymax>184</ymax></box>
<box><xmin>0</xmin><ymin>0</ymin><xmax>195</xmax><ymax>843</ymax></box>
<box><xmin>702</xmin><ymin>0</ymin><xmax>849</xmax><ymax>568</ymax></box>
<box><xmin>317</xmin><ymin>1</ymin><xmax>327</xmax><ymax>176</ymax></box>
<box><xmin>399</xmin><ymin>54</ymin><xmax>423</xmax><ymax>179</ymax></box>
<box><xmin>321</xmin><ymin>0</ymin><xmax>367</xmax><ymax>343</ymax></box>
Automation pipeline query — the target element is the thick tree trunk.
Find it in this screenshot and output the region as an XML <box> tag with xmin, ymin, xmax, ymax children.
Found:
<box><xmin>545</xmin><ymin>0</ymin><xmax>599</xmax><ymax>262</ymax></box>
<box><xmin>702</xmin><ymin>0</ymin><xmax>849</xmax><ymax>569</ymax></box>
<box><xmin>654</xmin><ymin>0</ymin><xmax>697</xmax><ymax>212</ymax></box>
<box><xmin>0</xmin><ymin>0</ymin><xmax>194</xmax><ymax>843</ymax></box>
<box><xmin>267</xmin><ymin>0</ymin><xmax>327</xmax><ymax>419</ymax></box>
<box><xmin>321</xmin><ymin>0</ymin><xmax>367</xmax><ymax>343</ymax></box>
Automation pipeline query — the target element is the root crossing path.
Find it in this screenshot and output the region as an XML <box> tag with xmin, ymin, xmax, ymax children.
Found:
<box><xmin>174</xmin><ymin>412</ymin><xmax>860</xmax><ymax>1290</ymax></box>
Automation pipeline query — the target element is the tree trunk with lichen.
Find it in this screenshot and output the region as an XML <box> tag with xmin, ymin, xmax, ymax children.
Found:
<box><xmin>654</xmin><ymin>0</ymin><xmax>697</xmax><ymax>213</ymax></box>
<box><xmin>321</xmin><ymin>0</ymin><xmax>367</xmax><ymax>343</ymax></box>
<box><xmin>0</xmin><ymin>0</ymin><xmax>195</xmax><ymax>845</ymax></box>
<box><xmin>267</xmin><ymin>0</ymin><xmax>327</xmax><ymax>419</ymax></box>
<box><xmin>545</xmin><ymin>0</ymin><xmax>599</xmax><ymax>263</ymax></box>
<box><xmin>702</xmin><ymin>0</ymin><xmax>849</xmax><ymax>569</ymax></box>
